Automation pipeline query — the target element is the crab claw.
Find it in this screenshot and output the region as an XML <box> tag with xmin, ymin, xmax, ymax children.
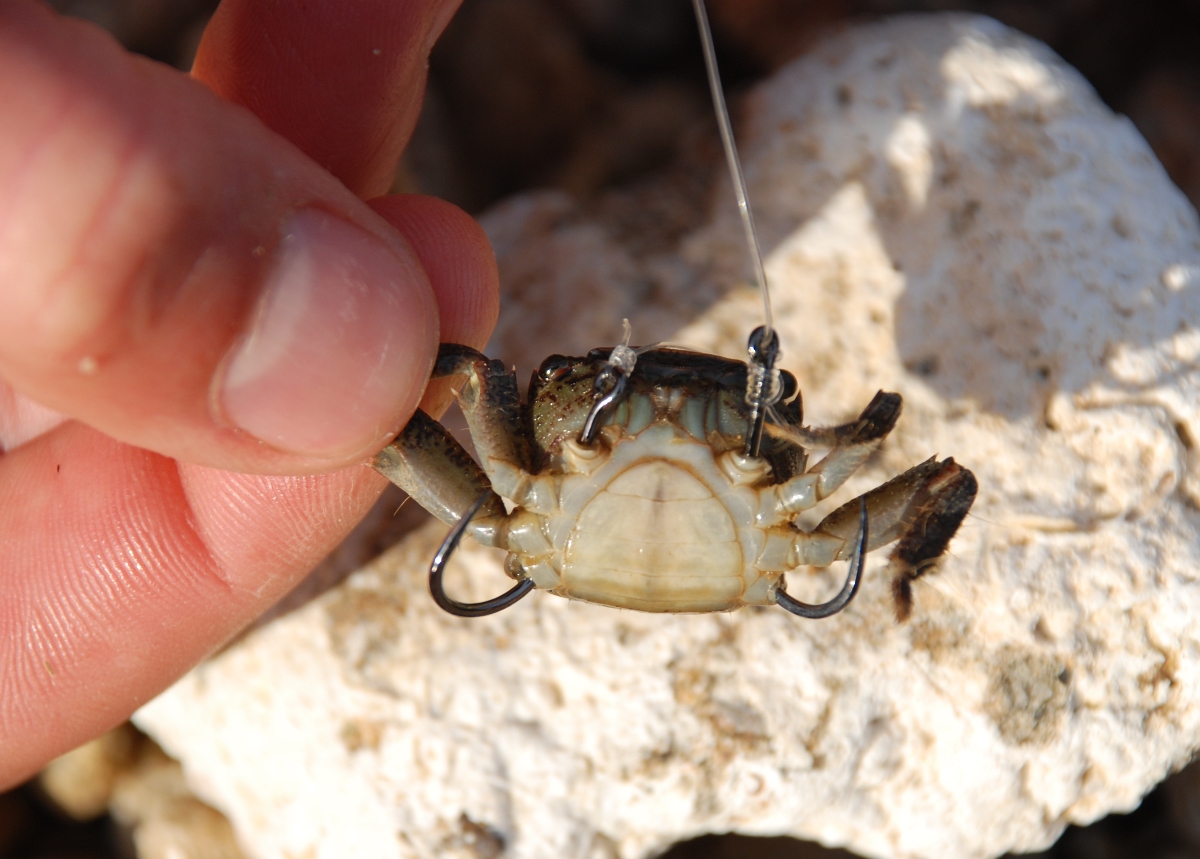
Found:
<box><xmin>887</xmin><ymin>460</ymin><xmax>978</xmax><ymax>622</ymax></box>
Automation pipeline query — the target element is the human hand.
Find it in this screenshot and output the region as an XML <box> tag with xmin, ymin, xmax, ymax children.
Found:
<box><xmin>0</xmin><ymin>0</ymin><xmax>497</xmax><ymax>787</ymax></box>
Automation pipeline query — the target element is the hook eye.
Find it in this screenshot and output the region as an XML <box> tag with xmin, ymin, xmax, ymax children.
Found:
<box><xmin>776</xmin><ymin>497</ymin><xmax>867</xmax><ymax>619</ymax></box>
<box><xmin>744</xmin><ymin>325</ymin><xmax>782</xmax><ymax>458</ymax></box>
<box><xmin>579</xmin><ymin>370</ymin><xmax>629</xmax><ymax>445</ymax></box>
<box><xmin>430</xmin><ymin>492</ymin><xmax>534</xmax><ymax>618</ymax></box>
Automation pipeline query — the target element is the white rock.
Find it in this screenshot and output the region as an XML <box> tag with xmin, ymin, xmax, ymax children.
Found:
<box><xmin>136</xmin><ymin>14</ymin><xmax>1200</xmax><ymax>859</ymax></box>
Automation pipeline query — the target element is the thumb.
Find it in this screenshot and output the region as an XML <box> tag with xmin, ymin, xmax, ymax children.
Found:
<box><xmin>0</xmin><ymin>2</ymin><xmax>472</xmax><ymax>475</ymax></box>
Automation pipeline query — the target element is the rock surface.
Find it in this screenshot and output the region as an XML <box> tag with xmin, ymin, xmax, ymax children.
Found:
<box><xmin>135</xmin><ymin>14</ymin><xmax>1200</xmax><ymax>859</ymax></box>
<box><xmin>107</xmin><ymin>742</ymin><xmax>248</xmax><ymax>859</ymax></box>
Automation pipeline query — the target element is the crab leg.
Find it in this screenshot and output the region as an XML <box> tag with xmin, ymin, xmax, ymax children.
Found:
<box><xmin>760</xmin><ymin>391</ymin><xmax>902</xmax><ymax>525</ymax></box>
<box><xmin>374</xmin><ymin>409</ymin><xmax>509</xmax><ymax>548</ymax></box>
<box><xmin>883</xmin><ymin>459</ymin><xmax>978</xmax><ymax>620</ymax></box>
<box><xmin>786</xmin><ymin>457</ymin><xmax>977</xmax><ymax>619</ymax></box>
<box><xmin>434</xmin><ymin>344</ymin><xmax>558</xmax><ymax>514</ymax></box>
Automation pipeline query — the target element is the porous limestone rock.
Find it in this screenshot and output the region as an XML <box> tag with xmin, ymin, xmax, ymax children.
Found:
<box><xmin>135</xmin><ymin>14</ymin><xmax>1200</xmax><ymax>859</ymax></box>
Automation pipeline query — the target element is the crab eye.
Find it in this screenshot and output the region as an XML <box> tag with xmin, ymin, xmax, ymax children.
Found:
<box><xmin>538</xmin><ymin>355</ymin><xmax>573</xmax><ymax>381</ymax></box>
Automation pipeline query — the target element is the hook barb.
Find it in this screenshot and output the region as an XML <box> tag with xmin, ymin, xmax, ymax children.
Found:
<box><xmin>430</xmin><ymin>492</ymin><xmax>534</xmax><ymax>618</ymax></box>
<box><xmin>776</xmin><ymin>497</ymin><xmax>867</xmax><ymax>619</ymax></box>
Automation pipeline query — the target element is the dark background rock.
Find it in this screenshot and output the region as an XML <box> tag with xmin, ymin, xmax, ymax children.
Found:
<box><xmin>8</xmin><ymin>1</ymin><xmax>1200</xmax><ymax>857</ymax></box>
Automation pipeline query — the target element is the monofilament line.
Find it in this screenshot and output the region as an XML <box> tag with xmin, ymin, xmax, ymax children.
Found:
<box><xmin>690</xmin><ymin>0</ymin><xmax>773</xmax><ymax>338</ymax></box>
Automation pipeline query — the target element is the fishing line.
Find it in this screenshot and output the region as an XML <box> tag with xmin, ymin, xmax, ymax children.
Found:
<box><xmin>690</xmin><ymin>0</ymin><xmax>773</xmax><ymax>339</ymax></box>
<box><xmin>690</xmin><ymin>0</ymin><xmax>782</xmax><ymax>457</ymax></box>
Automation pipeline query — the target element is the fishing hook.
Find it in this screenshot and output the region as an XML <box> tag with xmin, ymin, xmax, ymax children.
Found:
<box><xmin>430</xmin><ymin>491</ymin><xmax>534</xmax><ymax>617</ymax></box>
<box><xmin>580</xmin><ymin>367</ymin><xmax>630</xmax><ymax>445</ymax></box>
<box><xmin>775</xmin><ymin>498</ymin><xmax>867</xmax><ymax>618</ymax></box>
<box><xmin>580</xmin><ymin>320</ymin><xmax>638</xmax><ymax>445</ymax></box>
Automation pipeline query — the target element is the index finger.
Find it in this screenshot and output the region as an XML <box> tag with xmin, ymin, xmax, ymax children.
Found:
<box><xmin>194</xmin><ymin>0</ymin><xmax>463</xmax><ymax>198</ymax></box>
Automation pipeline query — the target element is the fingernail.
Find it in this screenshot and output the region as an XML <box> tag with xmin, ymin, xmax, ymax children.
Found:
<box><xmin>218</xmin><ymin>208</ymin><xmax>437</xmax><ymax>458</ymax></box>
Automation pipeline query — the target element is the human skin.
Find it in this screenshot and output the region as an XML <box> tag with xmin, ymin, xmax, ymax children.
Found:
<box><xmin>0</xmin><ymin>0</ymin><xmax>498</xmax><ymax>788</ymax></box>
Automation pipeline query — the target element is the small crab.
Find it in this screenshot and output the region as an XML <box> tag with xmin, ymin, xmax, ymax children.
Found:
<box><xmin>373</xmin><ymin>334</ymin><xmax>977</xmax><ymax>620</ymax></box>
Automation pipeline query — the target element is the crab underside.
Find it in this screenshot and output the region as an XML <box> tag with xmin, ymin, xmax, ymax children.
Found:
<box><xmin>374</xmin><ymin>343</ymin><xmax>977</xmax><ymax>620</ymax></box>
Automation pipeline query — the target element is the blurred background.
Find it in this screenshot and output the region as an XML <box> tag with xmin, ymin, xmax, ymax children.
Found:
<box><xmin>4</xmin><ymin>0</ymin><xmax>1199</xmax><ymax>857</ymax></box>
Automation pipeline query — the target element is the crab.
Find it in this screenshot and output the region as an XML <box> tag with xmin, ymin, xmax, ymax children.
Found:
<box><xmin>373</xmin><ymin>338</ymin><xmax>977</xmax><ymax>620</ymax></box>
